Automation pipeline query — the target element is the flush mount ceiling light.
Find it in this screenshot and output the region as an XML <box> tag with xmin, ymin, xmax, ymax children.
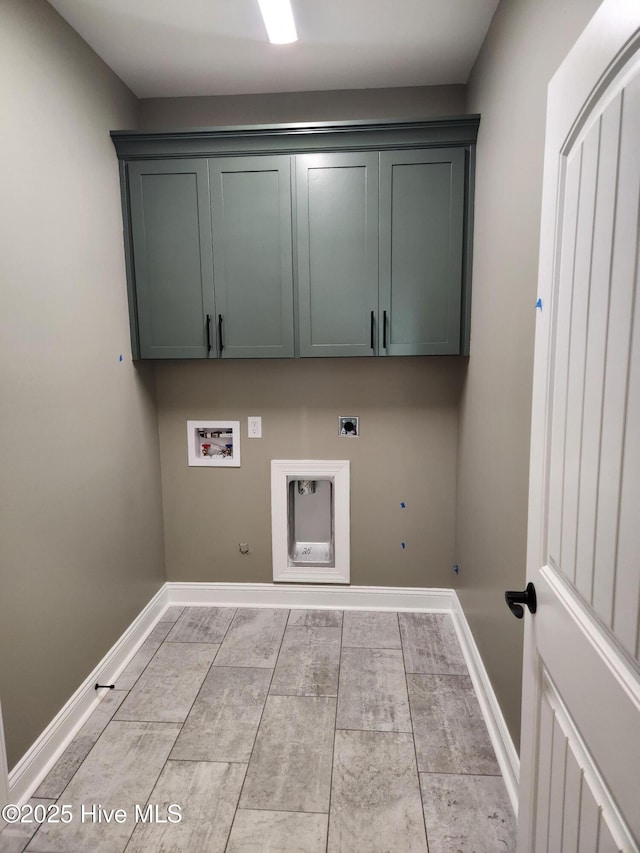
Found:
<box><xmin>257</xmin><ymin>0</ymin><xmax>298</xmax><ymax>44</ymax></box>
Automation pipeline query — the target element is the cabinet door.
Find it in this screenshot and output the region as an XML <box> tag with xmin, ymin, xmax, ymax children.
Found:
<box><xmin>128</xmin><ymin>159</ymin><xmax>215</xmax><ymax>358</ymax></box>
<box><xmin>210</xmin><ymin>156</ymin><xmax>294</xmax><ymax>358</ymax></box>
<box><xmin>296</xmin><ymin>152</ymin><xmax>379</xmax><ymax>357</ymax></box>
<box><xmin>379</xmin><ymin>148</ymin><xmax>465</xmax><ymax>355</ymax></box>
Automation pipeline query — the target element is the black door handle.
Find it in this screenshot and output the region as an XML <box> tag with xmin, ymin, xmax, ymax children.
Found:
<box><xmin>505</xmin><ymin>582</ymin><xmax>537</xmax><ymax>619</ymax></box>
<box><xmin>218</xmin><ymin>314</ymin><xmax>224</xmax><ymax>354</ymax></box>
<box><xmin>370</xmin><ymin>310</ymin><xmax>375</xmax><ymax>350</ymax></box>
<box><xmin>206</xmin><ymin>314</ymin><xmax>212</xmax><ymax>353</ymax></box>
<box><xmin>383</xmin><ymin>310</ymin><xmax>388</xmax><ymax>349</ymax></box>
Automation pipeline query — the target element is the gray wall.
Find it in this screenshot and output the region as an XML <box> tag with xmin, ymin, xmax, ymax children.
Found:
<box><xmin>456</xmin><ymin>0</ymin><xmax>602</xmax><ymax>748</ymax></box>
<box><xmin>142</xmin><ymin>85</ymin><xmax>467</xmax><ymax>589</ymax></box>
<box><xmin>0</xmin><ymin>0</ymin><xmax>165</xmax><ymax>769</ymax></box>
<box><xmin>157</xmin><ymin>358</ymin><xmax>463</xmax><ymax>587</ymax></box>
<box><xmin>138</xmin><ymin>85</ymin><xmax>466</xmax><ymax>129</ymax></box>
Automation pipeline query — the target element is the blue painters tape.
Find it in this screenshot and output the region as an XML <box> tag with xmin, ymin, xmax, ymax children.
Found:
<box><xmin>535</xmin><ymin>298</ymin><xmax>543</xmax><ymax>310</ymax></box>
<box><xmin>119</xmin><ymin>354</ymin><xmax>123</xmax><ymax>362</ymax></box>
<box><xmin>401</xmin><ymin>542</ymin><xmax>406</xmax><ymax>549</ymax></box>
<box><xmin>454</xmin><ymin>564</ymin><xmax>460</xmax><ymax>575</ymax></box>
<box><xmin>400</xmin><ymin>502</ymin><xmax>406</xmax><ymax>508</ymax></box>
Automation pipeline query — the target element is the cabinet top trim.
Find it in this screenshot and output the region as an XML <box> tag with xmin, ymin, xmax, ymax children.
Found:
<box><xmin>111</xmin><ymin>115</ymin><xmax>480</xmax><ymax>160</ymax></box>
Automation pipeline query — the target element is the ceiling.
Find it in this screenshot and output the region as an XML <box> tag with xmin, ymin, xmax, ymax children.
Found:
<box><xmin>47</xmin><ymin>0</ymin><xmax>499</xmax><ymax>99</ymax></box>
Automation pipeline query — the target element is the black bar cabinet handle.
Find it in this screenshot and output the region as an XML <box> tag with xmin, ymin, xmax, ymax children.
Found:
<box><xmin>206</xmin><ymin>314</ymin><xmax>212</xmax><ymax>353</ymax></box>
<box><xmin>370</xmin><ymin>310</ymin><xmax>375</xmax><ymax>350</ymax></box>
<box><xmin>218</xmin><ymin>314</ymin><xmax>224</xmax><ymax>353</ymax></box>
<box><xmin>383</xmin><ymin>310</ymin><xmax>388</xmax><ymax>349</ymax></box>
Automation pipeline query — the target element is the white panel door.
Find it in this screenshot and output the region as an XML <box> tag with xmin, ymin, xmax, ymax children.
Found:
<box><xmin>520</xmin><ymin>1</ymin><xmax>640</xmax><ymax>850</ymax></box>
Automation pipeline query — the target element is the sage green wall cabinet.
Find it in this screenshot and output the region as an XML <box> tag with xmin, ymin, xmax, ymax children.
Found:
<box><xmin>128</xmin><ymin>159</ymin><xmax>216</xmax><ymax>359</ymax></box>
<box><xmin>379</xmin><ymin>148</ymin><xmax>465</xmax><ymax>355</ymax></box>
<box><xmin>210</xmin><ymin>156</ymin><xmax>294</xmax><ymax>358</ymax></box>
<box><xmin>112</xmin><ymin>117</ymin><xmax>478</xmax><ymax>359</ymax></box>
<box><xmin>296</xmin><ymin>153</ymin><xmax>379</xmax><ymax>357</ymax></box>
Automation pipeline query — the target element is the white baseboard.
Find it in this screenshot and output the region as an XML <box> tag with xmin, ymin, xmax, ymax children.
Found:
<box><xmin>165</xmin><ymin>581</ymin><xmax>456</xmax><ymax>612</ymax></box>
<box><xmin>450</xmin><ymin>596</ymin><xmax>520</xmax><ymax>815</ymax></box>
<box><xmin>5</xmin><ymin>581</ymin><xmax>519</xmax><ymax>821</ymax></box>
<box><xmin>7</xmin><ymin>584</ymin><xmax>170</xmax><ymax>806</ymax></box>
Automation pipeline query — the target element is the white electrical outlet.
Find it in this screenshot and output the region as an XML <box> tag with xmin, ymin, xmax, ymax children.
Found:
<box><xmin>248</xmin><ymin>416</ymin><xmax>262</xmax><ymax>438</ymax></box>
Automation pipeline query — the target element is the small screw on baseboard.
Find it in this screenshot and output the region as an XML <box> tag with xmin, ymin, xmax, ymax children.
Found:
<box><xmin>95</xmin><ymin>683</ymin><xmax>115</xmax><ymax>690</ymax></box>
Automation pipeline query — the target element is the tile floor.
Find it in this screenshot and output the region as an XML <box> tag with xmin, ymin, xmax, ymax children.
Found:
<box><xmin>1</xmin><ymin>607</ymin><xmax>516</xmax><ymax>852</ymax></box>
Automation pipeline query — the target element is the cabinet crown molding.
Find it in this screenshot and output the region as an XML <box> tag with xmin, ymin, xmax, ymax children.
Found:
<box><xmin>111</xmin><ymin>115</ymin><xmax>480</xmax><ymax>159</ymax></box>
